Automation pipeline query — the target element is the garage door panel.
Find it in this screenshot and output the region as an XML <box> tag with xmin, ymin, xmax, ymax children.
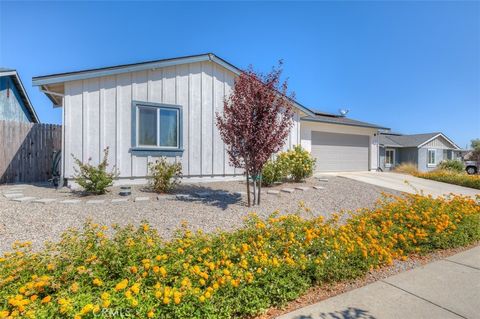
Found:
<box><xmin>311</xmin><ymin>131</ymin><xmax>369</xmax><ymax>172</ymax></box>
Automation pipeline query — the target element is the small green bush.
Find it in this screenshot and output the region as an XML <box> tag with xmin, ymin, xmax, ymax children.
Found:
<box><xmin>149</xmin><ymin>157</ymin><xmax>182</xmax><ymax>193</ymax></box>
<box><xmin>279</xmin><ymin>145</ymin><xmax>316</xmax><ymax>182</ymax></box>
<box><xmin>261</xmin><ymin>158</ymin><xmax>289</xmax><ymax>186</ymax></box>
<box><xmin>438</xmin><ymin>160</ymin><xmax>464</xmax><ymax>173</ymax></box>
<box><xmin>72</xmin><ymin>147</ymin><xmax>119</xmax><ymax>195</ymax></box>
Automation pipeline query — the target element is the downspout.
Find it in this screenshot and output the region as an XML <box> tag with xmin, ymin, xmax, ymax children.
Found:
<box><xmin>376</xmin><ymin>130</ymin><xmax>382</xmax><ymax>172</ymax></box>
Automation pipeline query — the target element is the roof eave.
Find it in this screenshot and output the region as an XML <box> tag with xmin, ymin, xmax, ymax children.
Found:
<box><xmin>416</xmin><ymin>133</ymin><xmax>461</xmax><ymax>150</ymax></box>
<box><xmin>301</xmin><ymin>116</ymin><xmax>388</xmax><ymax>130</ymax></box>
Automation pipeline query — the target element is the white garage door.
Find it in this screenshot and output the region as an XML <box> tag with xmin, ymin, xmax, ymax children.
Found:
<box><xmin>311</xmin><ymin>131</ymin><xmax>369</xmax><ymax>172</ymax></box>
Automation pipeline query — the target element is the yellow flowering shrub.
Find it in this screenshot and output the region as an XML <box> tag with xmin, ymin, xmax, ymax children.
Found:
<box><xmin>0</xmin><ymin>194</ymin><xmax>479</xmax><ymax>318</ymax></box>
<box><xmin>415</xmin><ymin>169</ymin><xmax>480</xmax><ymax>190</ymax></box>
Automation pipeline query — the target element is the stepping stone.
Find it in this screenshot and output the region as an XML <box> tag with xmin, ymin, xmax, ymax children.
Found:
<box><xmin>86</xmin><ymin>199</ymin><xmax>105</xmax><ymax>204</ymax></box>
<box><xmin>60</xmin><ymin>199</ymin><xmax>81</xmax><ymax>204</ymax></box>
<box><xmin>4</xmin><ymin>193</ymin><xmax>23</xmax><ymax>198</ymax></box>
<box><xmin>313</xmin><ymin>186</ymin><xmax>325</xmax><ymax>190</ymax></box>
<box><xmin>111</xmin><ymin>198</ymin><xmax>129</xmax><ymax>203</ymax></box>
<box><xmin>267</xmin><ymin>190</ymin><xmax>280</xmax><ymax>195</ymax></box>
<box><xmin>32</xmin><ymin>198</ymin><xmax>56</xmax><ymax>204</ymax></box>
<box><xmin>216</xmin><ymin>191</ymin><xmax>229</xmax><ymax>196</ymax></box>
<box><xmin>8</xmin><ymin>187</ymin><xmax>26</xmax><ymax>191</ymax></box>
<box><xmin>317</xmin><ymin>178</ymin><xmax>329</xmax><ymax>182</ymax></box>
<box><xmin>134</xmin><ymin>197</ymin><xmax>150</xmax><ymax>202</ymax></box>
<box><xmin>176</xmin><ymin>194</ymin><xmax>192</xmax><ymax>200</ymax></box>
<box><xmin>12</xmin><ymin>197</ymin><xmax>36</xmax><ymax>202</ymax></box>
<box><xmin>195</xmin><ymin>192</ymin><xmax>212</xmax><ymax>198</ymax></box>
<box><xmin>295</xmin><ymin>186</ymin><xmax>310</xmax><ymax>191</ymax></box>
<box><xmin>281</xmin><ymin>188</ymin><xmax>295</xmax><ymax>193</ymax></box>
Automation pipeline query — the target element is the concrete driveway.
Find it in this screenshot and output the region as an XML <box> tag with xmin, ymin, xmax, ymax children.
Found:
<box><xmin>330</xmin><ymin>171</ymin><xmax>479</xmax><ymax>198</ymax></box>
<box><xmin>278</xmin><ymin>245</ymin><xmax>480</xmax><ymax>319</ymax></box>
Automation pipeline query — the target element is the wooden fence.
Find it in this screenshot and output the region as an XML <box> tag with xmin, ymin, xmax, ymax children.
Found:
<box><xmin>0</xmin><ymin>120</ymin><xmax>62</xmax><ymax>184</ymax></box>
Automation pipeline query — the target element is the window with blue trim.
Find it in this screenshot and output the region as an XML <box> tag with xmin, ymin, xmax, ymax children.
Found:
<box><xmin>133</xmin><ymin>102</ymin><xmax>182</xmax><ymax>151</ymax></box>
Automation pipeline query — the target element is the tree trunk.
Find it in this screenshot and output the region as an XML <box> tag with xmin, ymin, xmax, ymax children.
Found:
<box><xmin>258</xmin><ymin>173</ymin><xmax>262</xmax><ymax>205</ymax></box>
<box><xmin>252</xmin><ymin>175</ymin><xmax>257</xmax><ymax>206</ymax></box>
<box><xmin>245</xmin><ymin>162</ymin><xmax>251</xmax><ymax>207</ymax></box>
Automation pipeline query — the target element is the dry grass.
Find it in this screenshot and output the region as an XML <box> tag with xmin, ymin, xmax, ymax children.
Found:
<box><xmin>393</xmin><ymin>163</ymin><xmax>418</xmax><ymax>175</ymax></box>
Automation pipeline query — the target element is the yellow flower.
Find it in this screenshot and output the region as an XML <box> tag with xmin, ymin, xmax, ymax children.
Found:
<box><xmin>93</xmin><ymin>278</ymin><xmax>103</xmax><ymax>286</ymax></box>
<box><xmin>115</xmin><ymin>279</ymin><xmax>128</xmax><ymax>291</ymax></box>
<box><xmin>70</xmin><ymin>282</ymin><xmax>79</xmax><ymax>293</ymax></box>
<box><xmin>41</xmin><ymin>296</ymin><xmax>51</xmax><ymax>304</ymax></box>
<box><xmin>147</xmin><ymin>310</ymin><xmax>155</xmax><ymax>318</ymax></box>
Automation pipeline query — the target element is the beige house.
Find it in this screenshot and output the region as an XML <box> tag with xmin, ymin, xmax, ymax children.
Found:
<box><xmin>33</xmin><ymin>53</ymin><xmax>386</xmax><ymax>185</ymax></box>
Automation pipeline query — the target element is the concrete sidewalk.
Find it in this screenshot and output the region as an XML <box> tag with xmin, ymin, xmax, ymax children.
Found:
<box><xmin>331</xmin><ymin>171</ymin><xmax>479</xmax><ymax>198</ymax></box>
<box><xmin>277</xmin><ymin>246</ymin><xmax>480</xmax><ymax>319</ymax></box>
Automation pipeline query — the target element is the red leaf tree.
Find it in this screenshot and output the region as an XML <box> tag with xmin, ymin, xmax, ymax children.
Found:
<box><xmin>216</xmin><ymin>62</ymin><xmax>295</xmax><ymax>206</ymax></box>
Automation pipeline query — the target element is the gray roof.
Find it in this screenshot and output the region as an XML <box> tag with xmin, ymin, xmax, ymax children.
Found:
<box><xmin>379</xmin><ymin>132</ymin><xmax>459</xmax><ymax>149</ymax></box>
<box><xmin>302</xmin><ymin>113</ymin><xmax>388</xmax><ymax>130</ymax></box>
<box><xmin>0</xmin><ymin>68</ymin><xmax>39</xmax><ymax>123</ymax></box>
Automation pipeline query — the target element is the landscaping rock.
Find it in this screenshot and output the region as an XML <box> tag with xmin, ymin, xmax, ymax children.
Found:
<box><xmin>4</xmin><ymin>193</ymin><xmax>24</xmax><ymax>198</ymax></box>
<box><xmin>176</xmin><ymin>194</ymin><xmax>192</xmax><ymax>200</ymax></box>
<box><xmin>195</xmin><ymin>192</ymin><xmax>212</xmax><ymax>198</ymax></box>
<box><xmin>32</xmin><ymin>198</ymin><xmax>56</xmax><ymax>204</ymax></box>
<box><xmin>134</xmin><ymin>197</ymin><xmax>150</xmax><ymax>202</ymax></box>
<box><xmin>59</xmin><ymin>199</ymin><xmax>81</xmax><ymax>204</ymax></box>
<box><xmin>317</xmin><ymin>178</ymin><xmax>329</xmax><ymax>182</ymax></box>
<box><xmin>295</xmin><ymin>186</ymin><xmax>310</xmax><ymax>191</ymax></box>
<box><xmin>111</xmin><ymin>198</ymin><xmax>129</xmax><ymax>203</ymax></box>
<box><xmin>313</xmin><ymin>186</ymin><xmax>325</xmax><ymax>190</ymax></box>
<box><xmin>86</xmin><ymin>200</ymin><xmax>105</xmax><ymax>205</ymax></box>
<box><xmin>267</xmin><ymin>190</ymin><xmax>280</xmax><ymax>195</ymax></box>
<box><xmin>281</xmin><ymin>188</ymin><xmax>295</xmax><ymax>193</ymax></box>
<box><xmin>12</xmin><ymin>197</ymin><xmax>36</xmax><ymax>202</ymax></box>
<box><xmin>216</xmin><ymin>191</ymin><xmax>230</xmax><ymax>196</ymax></box>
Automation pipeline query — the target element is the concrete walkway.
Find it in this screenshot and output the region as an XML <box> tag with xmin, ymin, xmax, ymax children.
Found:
<box><xmin>332</xmin><ymin>171</ymin><xmax>479</xmax><ymax>198</ymax></box>
<box><xmin>277</xmin><ymin>246</ymin><xmax>480</xmax><ymax>319</ymax></box>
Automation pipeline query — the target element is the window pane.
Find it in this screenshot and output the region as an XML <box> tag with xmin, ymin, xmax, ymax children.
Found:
<box><xmin>159</xmin><ymin>109</ymin><xmax>178</xmax><ymax>147</ymax></box>
<box><xmin>138</xmin><ymin>107</ymin><xmax>157</xmax><ymax>146</ymax></box>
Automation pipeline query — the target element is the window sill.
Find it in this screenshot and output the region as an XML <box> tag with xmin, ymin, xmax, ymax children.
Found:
<box><xmin>130</xmin><ymin>147</ymin><xmax>184</xmax><ymax>156</ymax></box>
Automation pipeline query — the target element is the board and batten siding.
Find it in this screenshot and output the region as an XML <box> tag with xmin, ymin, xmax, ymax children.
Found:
<box><xmin>63</xmin><ymin>61</ymin><xmax>301</xmax><ymax>181</ymax></box>
<box><xmin>421</xmin><ymin>136</ymin><xmax>454</xmax><ymax>150</ymax></box>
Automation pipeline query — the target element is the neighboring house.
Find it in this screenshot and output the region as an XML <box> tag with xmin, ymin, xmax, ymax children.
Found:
<box><xmin>0</xmin><ymin>68</ymin><xmax>39</xmax><ymax>123</ymax></box>
<box><xmin>32</xmin><ymin>53</ymin><xmax>386</xmax><ymax>186</ymax></box>
<box><xmin>378</xmin><ymin>132</ymin><xmax>461</xmax><ymax>172</ymax></box>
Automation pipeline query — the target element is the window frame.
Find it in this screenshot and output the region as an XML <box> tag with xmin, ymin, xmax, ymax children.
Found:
<box><xmin>131</xmin><ymin>101</ymin><xmax>183</xmax><ymax>156</ymax></box>
<box><xmin>385</xmin><ymin>148</ymin><xmax>395</xmax><ymax>168</ymax></box>
<box><xmin>427</xmin><ymin>149</ymin><xmax>436</xmax><ymax>167</ymax></box>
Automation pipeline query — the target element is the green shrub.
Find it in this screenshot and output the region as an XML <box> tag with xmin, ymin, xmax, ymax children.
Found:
<box><xmin>438</xmin><ymin>160</ymin><xmax>464</xmax><ymax>173</ymax></box>
<box><xmin>149</xmin><ymin>157</ymin><xmax>182</xmax><ymax>193</ymax></box>
<box><xmin>279</xmin><ymin>145</ymin><xmax>316</xmax><ymax>182</ymax></box>
<box><xmin>1</xmin><ymin>194</ymin><xmax>479</xmax><ymax>318</ymax></box>
<box><xmin>261</xmin><ymin>158</ymin><xmax>289</xmax><ymax>187</ymax></box>
<box><xmin>72</xmin><ymin>147</ymin><xmax>119</xmax><ymax>195</ymax></box>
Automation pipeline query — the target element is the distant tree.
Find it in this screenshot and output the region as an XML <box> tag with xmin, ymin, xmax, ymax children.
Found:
<box><xmin>471</xmin><ymin>139</ymin><xmax>480</xmax><ymax>162</ymax></box>
<box><xmin>216</xmin><ymin>62</ymin><xmax>295</xmax><ymax>206</ymax></box>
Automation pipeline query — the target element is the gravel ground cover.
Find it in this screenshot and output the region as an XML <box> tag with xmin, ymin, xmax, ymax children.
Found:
<box><xmin>0</xmin><ymin>177</ymin><xmax>400</xmax><ymax>253</ymax></box>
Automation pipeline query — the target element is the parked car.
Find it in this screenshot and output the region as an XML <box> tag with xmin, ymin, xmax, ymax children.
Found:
<box><xmin>465</xmin><ymin>161</ymin><xmax>478</xmax><ymax>175</ymax></box>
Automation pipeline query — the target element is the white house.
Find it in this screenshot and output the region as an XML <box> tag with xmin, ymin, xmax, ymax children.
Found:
<box><xmin>33</xmin><ymin>53</ymin><xmax>386</xmax><ymax>186</ymax></box>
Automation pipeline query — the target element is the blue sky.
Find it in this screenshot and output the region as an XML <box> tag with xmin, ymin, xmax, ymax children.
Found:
<box><xmin>1</xmin><ymin>1</ymin><xmax>479</xmax><ymax>148</ymax></box>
